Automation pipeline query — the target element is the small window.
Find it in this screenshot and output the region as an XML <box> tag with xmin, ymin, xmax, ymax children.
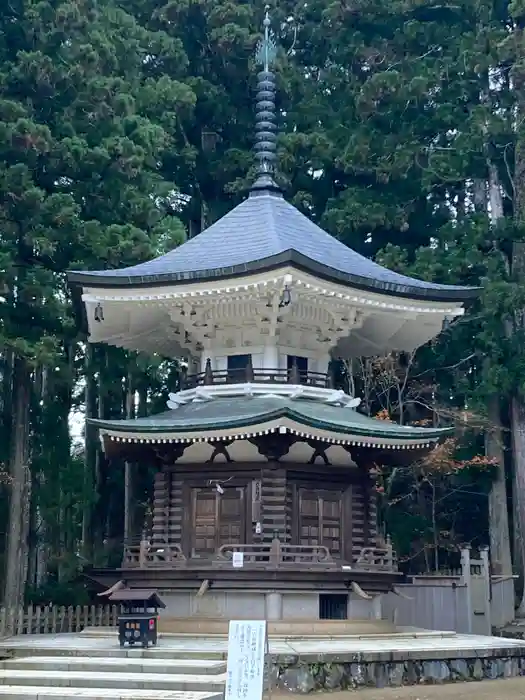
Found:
<box><xmin>319</xmin><ymin>594</ymin><xmax>348</xmax><ymax>620</ymax></box>
<box><xmin>287</xmin><ymin>355</ymin><xmax>308</xmax><ymax>383</ymax></box>
<box><xmin>227</xmin><ymin>354</ymin><xmax>252</xmax><ymax>382</ymax></box>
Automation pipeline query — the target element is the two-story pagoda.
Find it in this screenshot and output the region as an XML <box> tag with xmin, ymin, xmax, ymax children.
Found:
<box><xmin>68</xmin><ymin>14</ymin><xmax>476</xmax><ymax>622</ymax></box>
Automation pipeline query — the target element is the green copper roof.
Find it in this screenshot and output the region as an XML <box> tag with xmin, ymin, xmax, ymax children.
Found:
<box><xmin>90</xmin><ymin>396</ymin><xmax>451</xmax><ymax>443</ymax></box>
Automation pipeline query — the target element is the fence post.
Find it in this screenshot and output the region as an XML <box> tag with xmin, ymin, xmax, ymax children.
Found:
<box><xmin>480</xmin><ymin>546</ymin><xmax>492</xmax><ymax>632</ymax></box>
<box><xmin>25</xmin><ymin>605</ymin><xmax>33</xmax><ymax>635</ymax></box>
<box><xmin>460</xmin><ymin>546</ymin><xmax>473</xmax><ymax>633</ymax></box>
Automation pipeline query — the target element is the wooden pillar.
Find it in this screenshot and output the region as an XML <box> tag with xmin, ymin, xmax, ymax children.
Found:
<box><xmin>151</xmin><ymin>470</ymin><xmax>170</xmax><ymax>546</ymax></box>
<box><xmin>169</xmin><ymin>472</ymin><xmax>184</xmax><ymax>550</ymax></box>
<box><xmin>261</xmin><ymin>466</ymin><xmax>287</xmax><ymax>544</ymax></box>
<box><xmin>362</xmin><ymin>475</ymin><xmax>373</xmax><ymax>548</ymax></box>
<box><xmin>348</xmin><ymin>449</ymin><xmax>380</xmax><ymax>558</ymax></box>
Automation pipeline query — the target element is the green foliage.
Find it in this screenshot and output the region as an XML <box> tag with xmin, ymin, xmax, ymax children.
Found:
<box><xmin>0</xmin><ymin>0</ymin><xmax>521</xmax><ymax>597</ymax></box>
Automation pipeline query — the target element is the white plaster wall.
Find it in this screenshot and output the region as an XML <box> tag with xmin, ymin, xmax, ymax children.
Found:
<box><xmin>160</xmin><ymin>591</ymin><xmax>266</xmax><ymax>619</ymax></box>
<box><xmin>281</xmin><ymin>593</ymin><xmax>319</xmax><ymax>619</ymax></box>
<box><xmin>156</xmin><ymin>590</ymin><xmax>382</xmax><ymax>621</ymax></box>
<box><xmin>348</xmin><ymin>594</ymin><xmax>379</xmax><ymax>620</ymax></box>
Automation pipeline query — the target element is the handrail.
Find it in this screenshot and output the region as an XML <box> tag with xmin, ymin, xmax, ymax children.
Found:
<box><xmin>354</xmin><ymin>546</ymin><xmax>397</xmax><ymax>572</ymax></box>
<box><xmin>181</xmin><ymin>367</ymin><xmax>333</xmax><ymax>390</ymax></box>
<box><xmin>122</xmin><ymin>540</ymin><xmax>398</xmax><ymax>572</ymax></box>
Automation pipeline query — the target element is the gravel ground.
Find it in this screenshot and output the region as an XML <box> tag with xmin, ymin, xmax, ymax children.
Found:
<box><xmin>272</xmin><ymin>678</ymin><xmax>525</xmax><ymax>699</ymax></box>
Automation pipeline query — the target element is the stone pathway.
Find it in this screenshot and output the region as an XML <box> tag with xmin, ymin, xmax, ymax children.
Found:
<box><xmin>3</xmin><ymin>629</ymin><xmax>525</xmax><ymax>659</ymax></box>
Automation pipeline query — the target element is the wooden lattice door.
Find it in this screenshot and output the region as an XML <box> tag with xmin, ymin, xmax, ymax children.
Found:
<box><xmin>298</xmin><ymin>488</ymin><xmax>344</xmax><ymax>557</ymax></box>
<box><xmin>191</xmin><ymin>488</ymin><xmax>216</xmax><ymax>556</ymax></box>
<box><xmin>190</xmin><ymin>486</ymin><xmax>246</xmax><ymax>557</ymax></box>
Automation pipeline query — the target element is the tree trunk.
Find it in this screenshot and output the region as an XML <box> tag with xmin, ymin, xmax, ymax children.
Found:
<box><xmin>482</xmin><ymin>170</ymin><xmax>513</xmax><ymax>578</ymax></box>
<box><xmin>512</xmin><ymin>397</ymin><xmax>525</xmax><ymax>615</ymax></box>
<box><xmin>124</xmin><ymin>369</ymin><xmax>134</xmax><ymax>541</ymax></box>
<box><xmin>487</xmin><ymin>396</ymin><xmax>512</xmax><ymax>575</ymax></box>
<box><xmin>3</xmin><ymin>357</ymin><xmax>31</xmax><ymax>623</ymax></box>
<box><xmin>82</xmin><ymin>344</ymin><xmax>97</xmax><ymax>563</ymax></box>
<box><xmin>511</xmin><ymin>18</ymin><xmax>525</xmax><ymax>611</ymax></box>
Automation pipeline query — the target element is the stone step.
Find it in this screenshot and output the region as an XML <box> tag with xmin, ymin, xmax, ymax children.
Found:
<box><xmin>0</xmin><ymin>670</ymin><xmax>227</xmax><ymax>692</ymax></box>
<box><xmin>6</xmin><ymin>645</ymin><xmax>227</xmax><ymax>661</ymax></box>
<box><xmin>1</xmin><ymin>656</ymin><xmax>227</xmax><ymax>675</ymax></box>
<box><xmin>0</xmin><ymin>688</ymin><xmax>221</xmax><ymax>700</ymax></box>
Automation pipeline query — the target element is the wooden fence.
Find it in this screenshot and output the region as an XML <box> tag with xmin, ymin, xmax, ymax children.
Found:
<box><xmin>383</xmin><ymin>547</ymin><xmax>516</xmax><ymax>635</ymax></box>
<box><xmin>0</xmin><ymin>604</ymin><xmax>119</xmax><ymax>637</ymax></box>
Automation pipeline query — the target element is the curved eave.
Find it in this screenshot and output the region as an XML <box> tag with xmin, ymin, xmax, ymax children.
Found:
<box><xmin>68</xmin><ymin>250</ymin><xmax>479</xmax><ymax>304</ymax></box>
<box><xmin>89</xmin><ymin>406</ymin><xmax>453</xmax><ymax>448</ymax></box>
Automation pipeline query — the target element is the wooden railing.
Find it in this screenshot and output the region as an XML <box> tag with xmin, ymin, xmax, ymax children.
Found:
<box><xmin>123</xmin><ymin>539</ymin><xmax>339</xmax><ymax>570</ymax></box>
<box><xmin>122</xmin><ymin>539</ymin><xmax>397</xmax><ymax>572</ymax></box>
<box><xmin>217</xmin><ymin>541</ymin><xmax>336</xmax><ymax>568</ymax></box>
<box><xmin>181</xmin><ymin>366</ymin><xmax>333</xmax><ymax>389</ymax></box>
<box><xmin>354</xmin><ymin>545</ymin><xmax>397</xmax><ymax>572</ymax></box>
<box><xmin>123</xmin><ymin>541</ymin><xmax>186</xmax><ymax>568</ymax></box>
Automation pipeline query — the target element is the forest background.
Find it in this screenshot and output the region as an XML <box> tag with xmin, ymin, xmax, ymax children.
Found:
<box><xmin>0</xmin><ymin>0</ymin><xmax>524</xmax><ymax>613</ymax></box>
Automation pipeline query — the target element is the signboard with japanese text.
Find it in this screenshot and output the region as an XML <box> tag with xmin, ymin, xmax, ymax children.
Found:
<box><xmin>225</xmin><ymin>620</ymin><xmax>269</xmax><ymax>700</ymax></box>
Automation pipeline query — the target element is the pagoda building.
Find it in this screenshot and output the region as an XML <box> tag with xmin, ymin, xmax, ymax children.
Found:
<box><xmin>68</xmin><ymin>13</ymin><xmax>477</xmax><ymax>622</ymax></box>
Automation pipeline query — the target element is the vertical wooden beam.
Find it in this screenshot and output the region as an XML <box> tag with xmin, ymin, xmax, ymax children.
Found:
<box><xmin>261</xmin><ymin>466</ymin><xmax>287</xmax><ymax>543</ymax></box>
<box><xmin>169</xmin><ymin>473</ymin><xmax>184</xmax><ymax>550</ymax></box>
<box><xmin>151</xmin><ymin>470</ymin><xmax>170</xmax><ymax>547</ymax></box>
<box><xmin>362</xmin><ymin>476</ymin><xmax>372</xmax><ymax>548</ymax></box>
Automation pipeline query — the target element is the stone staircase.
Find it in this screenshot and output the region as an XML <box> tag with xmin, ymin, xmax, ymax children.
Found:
<box><xmin>0</xmin><ymin>650</ymin><xmax>226</xmax><ymax>699</ymax></box>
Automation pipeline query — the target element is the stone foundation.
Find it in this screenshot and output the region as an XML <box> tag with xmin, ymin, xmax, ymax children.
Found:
<box><xmin>3</xmin><ymin>630</ymin><xmax>525</xmax><ymax>691</ymax></box>
<box><xmin>159</xmin><ymin>589</ymin><xmax>381</xmax><ymax>621</ymax></box>
<box><xmin>274</xmin><ymin>654</ymin><xmax>525</xmax><ymax>692</ymax></box>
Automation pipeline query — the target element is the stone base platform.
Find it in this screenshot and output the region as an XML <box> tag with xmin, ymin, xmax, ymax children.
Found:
<box><xmin>0</xmin><ymin>630</ymin><xmax>525</xmax><ymax>692</ymax></box>
<box><xmin>83</xmin><ymin>617</ymin><xmax>399</xmax><ymax>637</ymax></box>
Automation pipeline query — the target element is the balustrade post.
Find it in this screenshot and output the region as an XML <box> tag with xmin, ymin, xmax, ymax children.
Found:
<box><xmin>204</xmin><ymin>358</ymin><xmax>213</xmax><ymax>385</ymax></box>
<box><xmin>179</xmin><ymin>365</ymin><xmax>187</xmax><ymax>390</ymax></box>
<box><xmin>460</xmin><ymin>545</ymin><xmax>473</xmax><ymax>633</ymax></box>
<box><xmin>386</xmin><ymin>535</ymin><xmax>393</xmax><ymax>570</ymax></box>
<box><xmin>289</xmin><ymin>358</ymin><xmax>300</xmax><ymax>384</ymax></box>
<box><xmin>270</xmin><ymin>537</ymin><xmax>281</xmax><ymax>568</ymax></box>
<box><xmin>326</xmin><ymin>360</ymin><xmax>335</xmax><ymax>388</ymax></box>
<box><xmin>139</xmin><ymin>537</ymin><xmax>148</xmax><ymax>568</ymax></box>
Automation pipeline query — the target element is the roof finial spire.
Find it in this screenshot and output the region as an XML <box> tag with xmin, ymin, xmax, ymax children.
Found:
<box><xmin>251</xmin><ymin>5</ymin><xmax>280</xmax><ymax>194</ymax></box>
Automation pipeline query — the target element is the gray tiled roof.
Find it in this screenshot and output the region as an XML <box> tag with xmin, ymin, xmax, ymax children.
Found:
<box><xmin>68</xmin><ymin>189</ymin><xmax>477</xmax><ymax>302</ymax></box>
<box><xmin>90</xmin><ymin>395</ymin><xmax>452</xmax><ymax>442</ymax></box>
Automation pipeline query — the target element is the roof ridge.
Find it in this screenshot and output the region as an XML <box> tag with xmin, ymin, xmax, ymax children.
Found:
<box><xmin>260</xmin><ymin>192</ymin><xmax>283</xmax><ymax>250</ymax></box>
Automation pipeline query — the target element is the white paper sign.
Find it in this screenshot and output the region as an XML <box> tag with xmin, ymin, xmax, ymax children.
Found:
<box><xmin>232</xmin><ymin>551</ymin><xmax>244</xmax><ymax>568</ymax></box>
<box><xmin>225</xmin><ymin>620</ymin><xmax>267</xmax><ymax>700</ymax></box>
